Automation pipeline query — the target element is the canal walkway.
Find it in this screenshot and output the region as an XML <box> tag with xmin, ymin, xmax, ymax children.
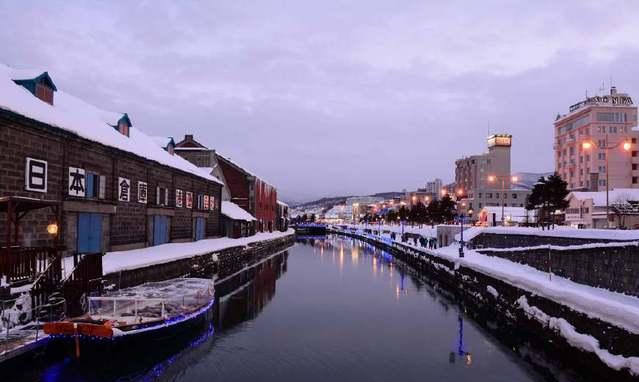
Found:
<box><xmin>102</xmin><ymin>229</ymin><xmax>295</xmax><ymax>275</ymax></box>
<box><xmin>330</xmin><ymin>225</ymin><xmax>639</xmax><ymax>377</ymax></box>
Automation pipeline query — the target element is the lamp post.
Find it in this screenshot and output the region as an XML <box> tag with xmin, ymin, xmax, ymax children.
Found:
<box><xmin>488</xmin><ymin>174</ymin><xmax>519</xmax><ymax>226</ymax></box>
<box><xmin>582</xmin><ymin>135</ymin><xmax>632</xmax><ymax>229</ymax></box>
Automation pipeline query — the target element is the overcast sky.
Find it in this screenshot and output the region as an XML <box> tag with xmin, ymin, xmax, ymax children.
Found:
<box><xmin>2</xmin><ymin>1</ymin><xmax>639</xmax><ymax>203</ymax></box>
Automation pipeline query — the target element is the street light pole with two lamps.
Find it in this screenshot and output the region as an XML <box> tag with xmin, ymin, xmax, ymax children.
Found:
<box><xmin>487</xmin><ymin>174</ymin><xmax>519</xmax><ymax>226</ymax></box>
<box><xmin>581</xmin><ymin>134</ymin><xmax>632</xmax><ymax>228</ymax></box>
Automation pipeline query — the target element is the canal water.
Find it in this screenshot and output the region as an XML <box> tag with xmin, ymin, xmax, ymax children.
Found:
<box><xmin>4</xmin><ymin>235</ymin><xmax>583</xmax><ymax>381</ymax></box>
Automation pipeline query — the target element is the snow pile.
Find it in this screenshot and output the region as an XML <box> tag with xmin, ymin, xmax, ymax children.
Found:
<box><xmin>456</xmin><ymin>226</ymin><xmax>639</xmax><ymax>242</ymax></box>
<box><xmin>102</xmin><ymin>229</ymin><xmax>294</xmax><ymax>274</ymax></box>
<box><xmin>486</xmin><ymin>285</ymin><xmax>499</xmax><ymax>298</ymax></box>
<box><xmin>0</xmin><ymin>293</ymin><xmax>32</xmax><ymax>331</ymax></box>
<box><xmin>221</xmin><ymin>201</ymin><xmax>256</xmax><ymax>221</ymax></box>
<box><xmin>517</xmin><ymin>296</ymin><xmax>639</xmax><ymax>375</ymax></box>
<box><xmin>0</xmin><ymin>64</ymin><xmax>222</xmax><ymax>185</ymax></box>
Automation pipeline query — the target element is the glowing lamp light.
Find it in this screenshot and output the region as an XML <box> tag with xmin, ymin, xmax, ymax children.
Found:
<box><xmin>47</xmin><ymin>223</ymin><xmax>59</xmax><ymax>235</ymax></box>
<box><xmin>582</xmin><ymin>141</ymin><xmax>593</xmax><ymax>150</ymax></box>
<box><xmin>456</xmin><ymin>189</ymin><xmax>463</xmax><ymax>196</ymax></box>
<box><xmin>441</xmin><ymin>189</ymin><xmax>447</xmax><ymax>196</ymax></box>
<box><xmin>487</xmin><ymin>175</ymin><xmax>496</xmax><ymax>183</ymax></box>
<box><xmin>511</xmin><ymin>176</ymin><xmax>518</xmax><ymax>183</ymax></box>
<box><xmin>623</xmin><ymin>141</ymin><xmax>632</xmax><ymax>151</ymax></box>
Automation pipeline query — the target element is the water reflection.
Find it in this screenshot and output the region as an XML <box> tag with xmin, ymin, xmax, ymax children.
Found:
<box><xmin>7</xmin><ymin>236</ymin><xmax>588</xmax><ymax>382</ymax></box>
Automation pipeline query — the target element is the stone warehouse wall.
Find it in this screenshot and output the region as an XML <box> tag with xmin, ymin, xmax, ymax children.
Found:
<box><xmin>470</xmin><ymin>232</ymin><xmax>635</xmax><ymax>249</ymax></box>
<box><xmin>0</xmin><ymin>111</ymin><xmax>223</xmax><ymax>254</ymax></box>
<box><xmin>478</xmin><ymin>243</ymin><xmax>639</xmax><ymax>297</ymax></box>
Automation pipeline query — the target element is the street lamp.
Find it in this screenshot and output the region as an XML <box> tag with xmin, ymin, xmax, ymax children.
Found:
<box><xmin>487</xmin><ymin>174</ymin><xmax>519</xmax><ymax>226</ymax></box>
<box><xmin>582</xmin><ymin>135</ymin><xmax>632</xmax><ymax>228</ymax></box>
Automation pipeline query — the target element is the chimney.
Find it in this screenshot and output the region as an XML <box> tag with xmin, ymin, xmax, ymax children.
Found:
<box><xmin>611</xmin><ymin>86</ymin><xmax>617</xmax><ymax>95</ymax></box>
<box><xmin>115</xmin><ymin>114</ymin><xmax>132</xmax><ymax>137</ymax></box>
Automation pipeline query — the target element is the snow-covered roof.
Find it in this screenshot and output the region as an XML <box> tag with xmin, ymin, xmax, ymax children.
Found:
<box><xmin>221</xmin><ymin>201</ymin><xmax>256</xmax><ymax>221</ymax></box>
<box><xmin>150</xmin><ymin>136</ymin><xmax>174</xmax><ymax>149</ymax></box>
<box><xmin>567</xmin><ymin>188</ymin><xmax>639</xmax><ymax>207</ymax></box>
<box><xmin>277</xmin><ymin>200</ymin><xmax>289</xmax><ymax>207</ymax></box>
<box><xmin>0</xmin><ymin>64</ymin><xmax>223</xmax><ymax>186</ymax></box>
<box><xmin>480</xmin><ymin>206</ymin><xmax>536</xmax><ymax>223</ymax></box>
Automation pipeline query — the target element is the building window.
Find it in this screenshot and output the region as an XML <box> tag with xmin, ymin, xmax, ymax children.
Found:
<box><xmin>86</xmin><ymin>172</ymin><xmax>105</xmax><ymax>199</ymax></box>
<box><xmin>633</xmin><ymin>151</ymin><xmax>638</xmax><ymax>158</ymax></box>
<box><xmin>634</xmin><ymin>177</ymin><xmax>638</xmax><ymax>184</ymax></box>
<box><xmin>156</xmin><ymin>186</ymin><xmax>169</xmax><ymax>206</ymax></box>
<box><xmin>512</xmin><ymin>193</ymin><xmax>517</xmax><ymax>199</ymax></box>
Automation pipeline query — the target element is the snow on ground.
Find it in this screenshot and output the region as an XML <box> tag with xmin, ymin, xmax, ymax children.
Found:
<box><xmin>457</xmin><ymin>226</ymin><xmax>639</xmax><ymax>242</ymax></box>
<box><xmin>102</xmin><ymin>230</ymin><xmax>294</xmax><ymax>275</ymax></box>
<box><xmin>517</xmin><ymin>296</ymin><xmax>639</xmax><ymax>375</ymax></box>
<box><xmin>426</xmin><ymin>243</ymin><xmax>639</xmax><ymax>335</ymax></box>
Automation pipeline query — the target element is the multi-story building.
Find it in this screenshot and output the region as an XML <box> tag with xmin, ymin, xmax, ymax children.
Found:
<box><xmin>554</xmin><ymin>86</ymin><xmax>638</xmax><ymax>191</ymax></box>
<box><xmin>0</xmin><ymin>67</ymin><xmax>224</xmax><ymax>262</ymax></box>
<box><xmin>347</xmin><ymin>196</ymin><xmax>383</xmax><ymax>221</ymax></box>
<box><xmin>405</xmin><ymin>189</ymin><xmax>435</xmax><ymax>207</ymax></box>
<box><xmin>455</xmin><ymin>134</ymin><xmax>513</xmax><ymax>195</ymax></box>
<box><xmin>173</xmin><ymin>134</ymin><xmax>279</xmax><ymax>233</ymax></box>
<box><xmin>455</xmin><ymin>134</ymin><xmax>533</xmax><ymax>219</ymax></box>
<box><xmin>214</xmin><ymin>154</ymin><xmax>277</xmax><ymax>232</ymax></box>
<box><xmin>425</xmin><ymin>178</ymin><xmax>443</xmax><ymax>199</ymax></box>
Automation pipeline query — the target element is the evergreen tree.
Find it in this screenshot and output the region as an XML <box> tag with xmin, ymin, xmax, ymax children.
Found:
<box><xmin>410</xmin><ymin>202</ymin><xmax>428</xmax><ymax>224</ymax></box>
<box><xmin>386</xmin><ymin>210</ymin><xmax>398</xmax><ymax>222</ymax></box>
<box><xmin>439</xmin><ymin>195</ymin><xmax>457</xmax><ymax>223</ymax></box>
<box><xmin>526</xmin><ymin>173</ymin><xmax>569</xmax><ymax>228</ymax></box>
<box><xmin>425</xmin><ymin>200</ymin><xmax>440</xmax><ymax>226</ymax></box>
<box><xmin>398</xmin><ymin>205</ymin><xmax>410</xmax><ymax>221</ymax></box>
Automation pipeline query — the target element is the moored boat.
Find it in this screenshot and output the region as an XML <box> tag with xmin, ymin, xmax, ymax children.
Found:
<box><xmin>43</xmin><ymin>278</ymin><xmax>215</xmax><ymax>355</ymax></box>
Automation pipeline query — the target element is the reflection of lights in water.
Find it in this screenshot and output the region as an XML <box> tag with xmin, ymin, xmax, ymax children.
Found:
<box><xmin>372</xmin><ymin>256</ymin><xmax>377</xmax><ymax>275</ymax></box>
<box><xmin>465</xmin><ymin>353</ymin><xmax>473</xmax><ymax>366</ymax></box>
<box><xmin>339</xmin><ymin>249</ymin><xmax>344</xmax><ymax>272</ymax></box>
<box><xmin>351</xmin><ymin>246</ymin><xmax>359</xmax><ymax>265</ymax></box>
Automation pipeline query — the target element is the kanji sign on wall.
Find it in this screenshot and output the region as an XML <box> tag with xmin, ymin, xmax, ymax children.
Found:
<box><xmin>118</xmin><ymin>177</ymin><xmax>131</xmax><ymax>202</ymax></box>
<box><xmin>186</xmin><ymin>191</ymin><xmax>193</xmax><ymax>209</ymax></box>
<box><xmin>68</xmin><ymin>167</ymin><xmax>86</xmax><ymax>197</ymax></box>
<box><xmin>25</xmin><ymin>157</ymin><xmax>47</xmax><ymax>193</ymax></box>
<box><xmin>203</xmin><ymin>195</ymin><xmax>209</xmax><ymax>210</ymax></box>
<box><xmin>176</xmin><ymin>189</ymin><xmax>183</xmax><ymax>208</ymax></box>
<box><xmin>138</xmin><ymin>181</ymin><xmax>148</xmax><ymax>204</ymax></box>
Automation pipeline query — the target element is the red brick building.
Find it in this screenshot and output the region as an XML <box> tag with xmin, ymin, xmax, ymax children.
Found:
<box><xmin>173</xmin><ymin>134</ymin><xmax>278</xmax><ymax>232</ymax></box>
<box><xmin>0</xmin><ymin>67</ymin><xmax>224</xmax><ymax>262</ymax></box>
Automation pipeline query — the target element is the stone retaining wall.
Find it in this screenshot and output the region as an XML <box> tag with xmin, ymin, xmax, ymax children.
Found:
<box><xmin>477</xmin><ymin>243</ymin><xmax>639</xmax><ymax>297</ymax></box>
<box><xmin>103</xmin><ymin>234</ymin><xmax>295</xmax><ymax>289</ymax></box>
<box><xmin>470</xmin><ymin>232</ymin><xmax>635</xmax><ymax>249</ymax></box>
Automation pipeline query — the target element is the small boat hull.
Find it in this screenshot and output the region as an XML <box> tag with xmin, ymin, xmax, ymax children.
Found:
<box><xmin>45</xmin><ymin>298</ymin><xmax>215</xmax><ymax>357</ymax></box>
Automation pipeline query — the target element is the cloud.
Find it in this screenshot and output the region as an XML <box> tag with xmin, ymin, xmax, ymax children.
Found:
<box><xmin>2</xmin><ymin>0</ymin><xmax>639</xmax><ymax>202</ymax></box>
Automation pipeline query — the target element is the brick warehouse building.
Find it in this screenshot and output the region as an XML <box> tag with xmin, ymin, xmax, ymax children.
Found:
<box><xmin>174</xmin><ymin>134</ymin><xmax>278</xmax><ymax>232</ymax></box>
<box><xmin>0</xmin><ymin>66</ymin><xmax>224</xmax><ymax>261</ymax></box>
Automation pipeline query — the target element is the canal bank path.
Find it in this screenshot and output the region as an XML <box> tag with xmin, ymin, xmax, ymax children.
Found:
<box><xmin>99</xmin><ymin>229</ymin><xmax>294</xmax><ymax>275</ymax></box>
